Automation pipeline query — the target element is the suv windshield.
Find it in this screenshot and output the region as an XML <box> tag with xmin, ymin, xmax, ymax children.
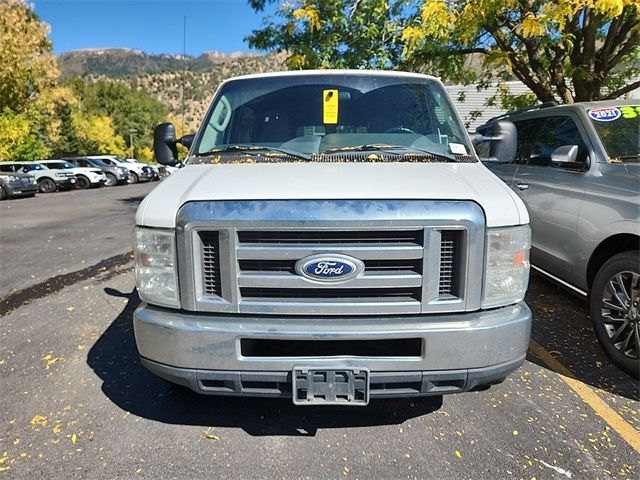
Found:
<box><xmin>192</xmin><ymin>74</ymin><xmax>474</xmax><ymax>163</ymax></box>
<box><xmin>590</xmin><ymin>105</ymin><xmax>640</xmax><ymax>162</ymax></box>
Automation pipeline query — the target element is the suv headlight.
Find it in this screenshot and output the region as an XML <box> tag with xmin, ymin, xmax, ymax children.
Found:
<box><xmin>133</xmin><ymin>227</ymin><xmax>179</xmax><ymax>308</ymax></box>
<box><xmin>482</xmin><ymin>225</ymin><xmax>531</xmax><ymax>308</ymax></box>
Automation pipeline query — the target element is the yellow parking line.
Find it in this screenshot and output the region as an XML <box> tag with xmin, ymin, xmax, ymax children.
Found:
<box><xmin>528</xmin><ymin>339</ymin><xmax>640</xmax><ymax>454</ymax></box>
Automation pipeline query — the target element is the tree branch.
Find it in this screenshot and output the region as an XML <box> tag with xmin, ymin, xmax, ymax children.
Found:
<box><xmin>603</xmin><ymin>80</ymin><xmax>640</xmax><ymax>100</ymax></box>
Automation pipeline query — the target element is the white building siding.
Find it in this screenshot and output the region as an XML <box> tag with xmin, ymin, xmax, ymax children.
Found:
<box><xmin>446</xmin><ymin>81</ymin><xmax>532</xmax><ymax>131</ymax></box>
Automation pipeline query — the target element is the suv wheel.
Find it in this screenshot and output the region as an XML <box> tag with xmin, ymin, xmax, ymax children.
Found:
<box><xmin>38</xmin><ymin>178</ymin><xmax>56</xmax><ymax>193</ymax></box>
<box><xmin>75</xmin><ymin>175</ymin><xmax>90</xmax><ymax>189</ymax></box>
<box><xmin>0</xmin><ymin>185</ymin><xmax>6</xmax><ymax>200</ymax></box>
<box><xmin>590</xmin><ymin>251</ymin><xmax>640</xmax><ymax>378</ymax></box>
<box><xmin>128</xmin><ymin>172</ymin><xmax>139</xmax><ymax>184</ymax></box>
<box><xmin>105</xmin><ymin>173</ymin><xmax>117</xmax><ymax>187</ymax></box>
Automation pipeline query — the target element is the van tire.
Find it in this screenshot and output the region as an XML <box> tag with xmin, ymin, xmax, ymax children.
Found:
<box><xmin>590</xmin><ymin>251</ymin><xmax>640</xmax><ymax>378</ymax></box>
<box><xmin>0</xmin><ymin>185</ymin><xmax>7</xmax><ymax>200</ymax></box>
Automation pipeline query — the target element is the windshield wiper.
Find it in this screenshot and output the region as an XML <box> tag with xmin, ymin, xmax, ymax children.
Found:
<box><xmin>321</xmin><ymin>144</ymin><xmax>460</xmax><ymax>162</ymax></box>
<box><xmin>195</xmin><ymin>145</ymin><xmax>311</xmax><ymax>161</ymax></box>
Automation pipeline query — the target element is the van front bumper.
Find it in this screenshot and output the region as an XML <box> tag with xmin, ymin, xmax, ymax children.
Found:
<box><xmin>133</xmin><ymin>302</ymin><xmax>532</xmax><ymax>397</ymax></box>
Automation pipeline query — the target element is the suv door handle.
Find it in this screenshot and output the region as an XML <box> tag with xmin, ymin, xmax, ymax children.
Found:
<box><xmin>515</xmin><ymin>182</ymin><xmax>529</xmax><ymax>191</ymax></box>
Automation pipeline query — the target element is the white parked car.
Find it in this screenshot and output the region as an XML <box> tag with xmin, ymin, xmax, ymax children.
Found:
<box><xmin>38</xmin><ymin>160</ymin><xmax>107</xmax><ymax>189</ymax></box>
<box><xmin>90</xmin><ymin>155</ymin><xmax>156</xmax><ymax>184</ymax></box>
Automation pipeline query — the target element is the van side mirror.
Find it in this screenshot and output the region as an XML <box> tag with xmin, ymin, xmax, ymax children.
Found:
<box><xmin>154</xmin><ymin>123</ymin><xmax>179</xmax><ymax>166</ymax></box>
<box><xmin>473</xmin><ymin>120</ymin><xmax>518</xmax><ymax>164</ymax></box>
<box><xmin>180</xmin><ymin>134</ymin><xmax>195</xmax><ymax>149</ymax></box>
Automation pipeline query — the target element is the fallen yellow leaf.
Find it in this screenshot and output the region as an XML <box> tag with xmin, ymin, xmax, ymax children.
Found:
<box><xmin>52</xmin><ymin>424</ymin><xmax>62</xmax><ymax>434</ymax></box>
<box><xmin>30</xmin><ymin>415</ymin><xmax>48</xmax><ymax>426</ymax></box>
<box><xmin>71</xmin><ymin>433</ymin><xmax>77</xmax><ymax>445</ymax></box>
<box><xmin>455</xmin><ymin>450</ymin><xmax>462</xmax><ymax>458</ymax></box>
<box><xmin>135</xmin><ymin>467</ymin><xmax>143</xmax><ymax>474</ymax></box>
<box><xmin>204</xmin><ymin>434</ymin><xmax>219</xmax><ymax>441</ymax></box>
<box><xmin>77</xmin><ymin>344</ymin><xmax>86</xmax><ymax>351</ymax></box>
<box><xmin>66</xmin><ymin>306</ymin><xmax>75</xmax><ymax>312</ymax></box>
<box><xmin>342</xmin><ymin>466</ymin><xmax>350</xmax><ymax>476</ymax></box>
<box><xmin>513</xmin><ymin>430</ymin><xmax>519</xmax><ymax>435</ymax></box>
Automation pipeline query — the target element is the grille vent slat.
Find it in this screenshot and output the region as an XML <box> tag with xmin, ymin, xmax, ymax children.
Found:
<box><xmin>237</xmin><ymin>230</ymin><xmax>423</xmax><ymax>245</ymax></box>
<box><xmin>200</xmin><ymin>231</ymin><xmax>222</xmax><ymax>297</ymax></box>
<box><xmin>438</xmin><ymin>230</ymin><xmax>462</xmax><ymax>297</ymax></box>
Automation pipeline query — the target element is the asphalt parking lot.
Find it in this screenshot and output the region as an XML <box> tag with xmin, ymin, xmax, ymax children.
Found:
<box><xmin>0</xmin><ymin>184</ymin><xmax>638</xmax><ymax>479</ymax></box>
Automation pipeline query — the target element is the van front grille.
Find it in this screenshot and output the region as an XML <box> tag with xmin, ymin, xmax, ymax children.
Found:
<box><xmin>179</xmin><ymin>200</ymin><xmax>485</xmax><ymax>315</ymax></box>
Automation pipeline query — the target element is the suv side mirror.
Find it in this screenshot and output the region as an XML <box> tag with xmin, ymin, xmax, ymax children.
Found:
<box><xmin>473</xmin><ymin>120</ymin><xmax>518</xmax><ymax>164</ymax></box>
<box><xmin>551</xmin><ymin>145</ymin><xmax>578</xmax><ymax>164</ymax></box>
<box><xmin>154</xmin><ymin>123</ymin><xmax>179</xmax><ymax>166</ymax></box>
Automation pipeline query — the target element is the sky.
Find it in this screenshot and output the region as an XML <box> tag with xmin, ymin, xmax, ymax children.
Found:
<box><xmin>33</xmin><ymin>0</ymin><xmax>276</xmax><ymax>56</ymax></box>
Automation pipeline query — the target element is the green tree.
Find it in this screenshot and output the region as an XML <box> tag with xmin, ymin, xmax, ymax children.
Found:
<box><xmin>50</xmin><ymin>101</ymin><xmax>86</xmax><ymax>157</ymax></box>
<box><xmin>68</xmin><ymin>78</ymin><xmax>168</xmax><ymax>155</ymax></box>
<box><xmin>247</xmin><ymin>0</ymin><xmax>405</xmax><ymax>69</ymax></box>
<box><xmin>248</xmin><ymin>0</ymin><xmax>640</xmax><ymax>103</ymax></box>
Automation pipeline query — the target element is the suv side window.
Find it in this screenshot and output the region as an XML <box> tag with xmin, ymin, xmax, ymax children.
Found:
<box><xmin>77</xmin><ymin>160</ymin><xmax>89</xmax><ymax>167</ymax></box>
<box><xmin>0</xmin><ymin>164</ymin><xmax>15</xmax><ymax>172</ymax></box>
<box><xmin>517</xmin><ymin>116</ymin><xmax>589</xmax><ymax>167</ymax></box>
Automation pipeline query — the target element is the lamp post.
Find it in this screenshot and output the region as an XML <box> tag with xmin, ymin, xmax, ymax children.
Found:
<box><xmin>128</xmin><ymin>130</ymin><xmax>137</xmax><ymax>159</ymax></box>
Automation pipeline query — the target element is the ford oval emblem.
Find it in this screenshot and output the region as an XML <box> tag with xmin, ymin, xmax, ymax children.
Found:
<box><xmin>295</xmin><ymin>254</ymin><xmax>364</xmax><ymax>283</ymax></box>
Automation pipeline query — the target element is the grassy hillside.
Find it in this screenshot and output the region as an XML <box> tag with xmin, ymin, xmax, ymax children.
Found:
<box><xmin>59</xmin><ymin>48</ymin><xmax>288</xmax><ymax>132</ymax></box>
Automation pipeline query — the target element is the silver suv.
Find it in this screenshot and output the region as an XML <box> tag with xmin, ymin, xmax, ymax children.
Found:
<box><xmin>476</xmin><ymin>100</ymin><xmax>639</xmax><ymax>377</ymax></box>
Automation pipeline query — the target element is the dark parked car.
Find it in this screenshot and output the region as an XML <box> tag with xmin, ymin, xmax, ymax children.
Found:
<box><xmin>475</xmin><ymin>100</ymin><xmax>640</xmax><ymax>377</ymax></box>
<box><xmin>0</xmin><ymin>162</ymin><xmax>76</xmax><ymax>193</ymax></box>
<box><xmin>0</xmin><ymin>171</ymin><xmax>38</xmax><ymax>199</ymax></box>
<box><xmin>66</xmin><ymin>157</ymin><xmax>130</xmax><ymax>187</ymax></box>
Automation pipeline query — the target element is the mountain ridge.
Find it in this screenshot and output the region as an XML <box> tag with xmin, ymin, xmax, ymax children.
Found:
<box><xmin>58</xmin><ymin>48</ymin><xmax>288</xmax><ymax>131</ymax></box>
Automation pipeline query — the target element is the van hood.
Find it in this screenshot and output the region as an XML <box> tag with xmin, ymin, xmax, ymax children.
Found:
<box><xmin>136</xmin><ymin>162</ymin><xmax>528</xmax><ymax>228</ymax></box>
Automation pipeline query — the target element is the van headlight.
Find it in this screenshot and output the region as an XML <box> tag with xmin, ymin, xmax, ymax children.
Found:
<box><xmin>482</xmin><ymin>225</ymin><xmax>531</xmax><ymax>308</ymax></box>
<box><xmin>133</xmin><ymin>227</ymin><xmax>180</xmax><ymax>308</ymax></box>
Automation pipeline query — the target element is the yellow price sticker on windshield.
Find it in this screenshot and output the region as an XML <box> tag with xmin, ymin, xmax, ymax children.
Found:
<box><xmin>323</xmin><ymin>89</ymin><xmax>338</xmax><ymax>124</ymax></box>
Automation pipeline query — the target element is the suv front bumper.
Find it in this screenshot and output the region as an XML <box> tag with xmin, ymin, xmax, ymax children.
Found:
<box><xmin>55</xmin><ymin>177</ymin><xmax>76</xmax><ymax>189</ymax></box>
<box><xmin>134</xmin><ymin>302</ymin><xmax>532</xmax><ymax>398</ymax></box>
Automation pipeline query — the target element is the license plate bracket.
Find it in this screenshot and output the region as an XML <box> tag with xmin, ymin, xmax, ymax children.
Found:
<box><xmin>292</xmin><ymin>368</ymin><xmax>369</xmax><ymax>406</ymax></box>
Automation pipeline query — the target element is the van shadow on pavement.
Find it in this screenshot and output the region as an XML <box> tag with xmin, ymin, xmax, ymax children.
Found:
<box><xmin>87</xmin><ymin>287</ymin><xmax>443</xmax><ymax>436</ymax></box>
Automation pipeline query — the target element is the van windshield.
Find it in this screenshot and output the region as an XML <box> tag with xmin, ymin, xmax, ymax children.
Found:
<box><xmin>192</xmin><ymin>74</ymin><xmax>474</xmax><ymax>163</ymax></box>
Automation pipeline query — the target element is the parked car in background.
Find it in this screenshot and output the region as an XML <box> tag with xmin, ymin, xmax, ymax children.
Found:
<box><xmin>122</xmin><ymin>158</ymin><xmax>160</xmax><ymax>181</ymax></box>
<box><xmin>88</xmin><ymin>155</ymin><xmax>155</xmax><ymax>184</ymax></box>
<box><xmin>38</xmin><ymin>160</ymin><xmax>107</xmax><ymax>189</ymax></box>
<box><xmin>65</xmin><ymin>157</ymin><xmax>129</xmax><ymax>187</ymax></box>
<box><xmin>0</xmin><ymin>171</ymin><xmax>38</xmax><ymax>199</ymax></box>
<box><xmin>475</xmin><ymin>100</ymin><xmax>640</xmax><ymax>378</ymax></box>
<box><xmin>0</xmin><ymin>162</ymin><xmax>76</xmax><ymax>193</ymax></box>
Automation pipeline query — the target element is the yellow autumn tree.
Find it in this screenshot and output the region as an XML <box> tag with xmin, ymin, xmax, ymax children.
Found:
<box><xmin>76</xmin><ymin>115</ymin><xmax>128</xmax><ymax>157</ymax></box>
<box><xmin>0</xmin><ymin>0</ymin><xmax>60</xmax><ymax>113</ymax></box>
<box><xmin>249</xmin><ymin>0</ymin><xmax>639</xmax><ymax>102</ymax></box>
<box><xmin>0</xmin><ymin>0</ymin><xmax>64</xmax><ymax>160</ymax></box>
<box><xmin>402</xmin><ymin>0</ymin><xmax>640</xmax><ymax>102</ymax></box>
